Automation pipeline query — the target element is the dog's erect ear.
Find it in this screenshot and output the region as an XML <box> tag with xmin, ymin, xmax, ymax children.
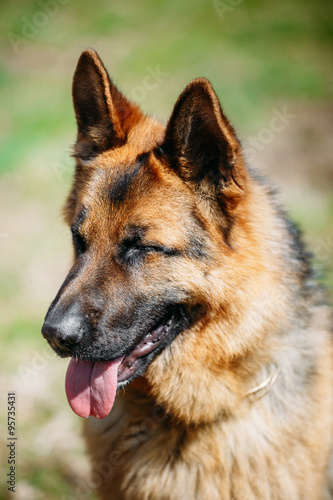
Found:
<box><xmin>159</xmin><ymin>78</ymin><xmax>246</xmax><ymax>208</ymax></box>
<box><xmin>72</xmin><ymin>48</ymin><xmax>142</xmax><ymax>160</ymax></box>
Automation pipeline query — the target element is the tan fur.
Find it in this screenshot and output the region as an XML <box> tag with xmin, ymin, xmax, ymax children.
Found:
<box><xmin>50</xmin><ymin>49</ymin><xmax>333</xmax><ymax>499</ymax></box>
<box><xmin>83</xmin><ymin>163</ymin><xmax>333</xmax><ymax>498</ymax></box>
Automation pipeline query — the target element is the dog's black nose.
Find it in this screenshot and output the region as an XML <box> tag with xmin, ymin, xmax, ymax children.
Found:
<box><xmin>42</xmin><ymin>310</ymin><xmax>84</xmax><ymax>353</ymax></box>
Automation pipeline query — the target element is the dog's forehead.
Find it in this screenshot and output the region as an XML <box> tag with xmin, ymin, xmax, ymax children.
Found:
<box><xmin>85</xmin><ymin>158</ymin><xmax>183</xmax><ymax>209</ymax></box>
<box><xmin>84</xmin><ymin>156</ymin><xmax>150</xmax><ymax>206</ymax></box>
<box><xmin>71</xmin><ymin>111</ymin><xmax>198</xmax><ymax>241</ymax></box>
<box><xmin>77</xmin><ymin>155</ymin><xmax>196</xmax><ymax>247</ymax></box>
<box><xmin>99</xmin><ymin>114</ymin><xmax>165</xmax><ymax>166</ymax></box>
<box><xmin>79</xmin><ymin>114</ymin><xmax>166</xmax><ymax>202</ymax></box>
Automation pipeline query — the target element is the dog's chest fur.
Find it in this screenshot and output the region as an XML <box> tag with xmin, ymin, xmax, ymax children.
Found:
<box><xmin>84</xmin><ymin>383</ymin><xmax>331</xmax><ymax>500</ymax></box>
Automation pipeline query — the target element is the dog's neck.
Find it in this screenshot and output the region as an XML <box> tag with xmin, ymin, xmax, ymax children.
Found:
<box><xmin>245</xmin><ymin>365</ymin><xmax>280</xmax><ymax>402</ymax></box>
<box><xmin>129</xmin><ymin>364</ymin><xmax>281</xmax><ymax>421</ymax></box>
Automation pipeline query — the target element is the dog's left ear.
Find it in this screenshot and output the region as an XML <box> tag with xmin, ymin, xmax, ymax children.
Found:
<box><xmin>72</xmin><ymin>48</ymin><xmax>142</xmax><ymax>160</ymax></box>
<box><xmin>159</xmin><ymin>78</ymin><xmax>246</xmax><ymax>208</ymax></box>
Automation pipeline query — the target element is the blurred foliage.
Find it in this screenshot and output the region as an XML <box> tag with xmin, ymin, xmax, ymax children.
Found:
<box><xmin>1</xmin><ymin>0</ymin><xmax>332</xmax><ymax>174</ymax></box>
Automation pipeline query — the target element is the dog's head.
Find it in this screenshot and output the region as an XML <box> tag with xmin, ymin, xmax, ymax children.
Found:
<box><xmin>42</xmin><ymin>49</ymin><xmax>259</xmax><ymax>421</ymax></box>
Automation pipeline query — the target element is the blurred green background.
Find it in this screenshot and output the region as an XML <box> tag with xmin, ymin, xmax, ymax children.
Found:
<box><xmin>0</xmin><ymin>0</ymin><xmax>332</xmax><ymax>498</ymax></box>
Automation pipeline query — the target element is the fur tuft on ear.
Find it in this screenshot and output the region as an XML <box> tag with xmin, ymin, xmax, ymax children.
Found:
<box><xmin>72</xmin><ymin>48</ymin><xmax>142</xmax><ymax>160</ymax></box>
<box><xmin>158</xmin><ymin>78</ymin><xmax>247</xmax><ymax>209</ymax></box>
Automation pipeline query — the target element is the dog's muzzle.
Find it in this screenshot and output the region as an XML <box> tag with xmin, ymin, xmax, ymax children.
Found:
<box><xmin>41</xmin><ymin>304</ymin><xmax>84</xmax><ymax>355</ymax></box>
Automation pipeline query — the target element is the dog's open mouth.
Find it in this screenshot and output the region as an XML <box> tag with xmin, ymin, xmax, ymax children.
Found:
<box><xmin>65</xmin><ymin>309</ymin><xmax>181</xmax><ymax>419</ymax></box>
<box><xmin>117</xmin><ymin>312</ymin><xmax>176</xmax><ymax>383</ymax></box>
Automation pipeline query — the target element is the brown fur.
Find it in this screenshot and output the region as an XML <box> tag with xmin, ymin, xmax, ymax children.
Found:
<box><xmin>45</xmin><ymin>49</ymin><xmax>333</xmax><ymax>499</ymax></box>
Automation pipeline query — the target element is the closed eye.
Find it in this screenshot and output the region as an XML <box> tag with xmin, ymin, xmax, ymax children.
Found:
<box><xmin>71</xmin><ymin>227</ymin><xmax>87</xmax><ymax>257</ymax></box>
<box><xmin>119</xmin><ymin>239</ymin><xmax>179</xmax><ymax>266</ymax></box>
<box><xmin>139</xmin><ymin>245</ymin><xmax>170</xmax><ymax>254</ymax></box>
<box><xmin>71</xmin><ymin>209</ymin><xmax>88</xmax><ymax>257</ymax></box>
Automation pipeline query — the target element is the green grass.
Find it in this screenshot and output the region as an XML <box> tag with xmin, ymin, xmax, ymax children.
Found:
<box><xmin>1</xmin><ymin>0</ymin><xmax>332</xmax><ymax>173</ymax></box>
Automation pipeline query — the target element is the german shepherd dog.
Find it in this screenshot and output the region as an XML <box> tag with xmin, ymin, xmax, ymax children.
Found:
<box><xmin>42</xmin><ymin>49</ymin><xmax>333</xmax><ymax>500</ymax></box>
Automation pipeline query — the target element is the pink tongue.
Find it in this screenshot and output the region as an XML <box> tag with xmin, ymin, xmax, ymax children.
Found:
<box><xmin>65</xmin><ymin>358</ymin><xmax>123</xmax><ymax>419</ymax></box>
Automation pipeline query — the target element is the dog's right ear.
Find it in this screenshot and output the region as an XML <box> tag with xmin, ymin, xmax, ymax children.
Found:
<box><xmin>72</xmin><ymin>49</ymin><xmax>142</xmax><ymax>160</ymax></box>
<box><xmin>157</xmin><ymin>78</ymin><xmax>247</xmax><ymax>211</ymax></box>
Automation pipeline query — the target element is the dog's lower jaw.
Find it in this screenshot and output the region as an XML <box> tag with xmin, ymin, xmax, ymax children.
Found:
<box><xmin>116</xmin><ymin>307</ymin><xmax>185</xmax><ymax>386</ymax></box>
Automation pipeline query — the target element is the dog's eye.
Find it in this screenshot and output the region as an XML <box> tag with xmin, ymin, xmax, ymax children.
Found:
<box><xmin>71</xmin><ymin>228</ymin><xmax>87</xmax><ymax>257</ymax></box>
<box><xmin>120</xmin><ymin>239</ymin><xmax>178</xmax><ymax>266</ymax></box>
<box><xmin>121</xmin><ymin>244</ymin><xmax>157</xmax><ymax>265</ymax></box>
